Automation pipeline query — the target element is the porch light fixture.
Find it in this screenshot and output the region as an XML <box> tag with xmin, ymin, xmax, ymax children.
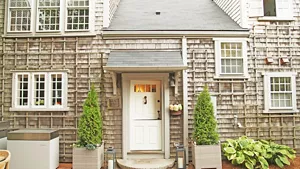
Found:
<box><xmin>176</xmin><ymin>144</ymin><xmax>186</xmax><ymax>169</ymax></box>
<box><xmin>105</xmin><ymin>147</ymin><xmax>116</xmax><ymax>169</ymax></box>
<box><xmin>169</xmin><ymin>73</ymin><xmax>175</xmax><ymax>87</ymax></box>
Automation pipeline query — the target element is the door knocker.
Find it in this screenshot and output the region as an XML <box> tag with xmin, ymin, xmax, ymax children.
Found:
<box><xmin>143</xmin><ymin>96</ymin><xmax>147</xmax><ymax>104</ymax></box>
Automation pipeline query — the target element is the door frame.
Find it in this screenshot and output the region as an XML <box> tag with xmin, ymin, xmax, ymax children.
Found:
<box><xmin>122</xmin><ymin>73</ymin><xmax>170</xmax><ymax>159</ymax></box>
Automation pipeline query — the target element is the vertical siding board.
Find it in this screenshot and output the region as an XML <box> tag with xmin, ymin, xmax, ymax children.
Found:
<box><xmin>214</xmin><ymin>0</ymin><xmax>242</xmax><ymax>26</ymax></box>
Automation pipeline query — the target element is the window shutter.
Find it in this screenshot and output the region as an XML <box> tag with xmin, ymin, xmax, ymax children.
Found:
<box><xmin>276</xmin><ymin>0</ymin><xmax>293</xmax><ymax>18</ymax></box>
<box><xmin>248</xmin><ymin>0</ymin><xmax>264</xmax><ymax>17</ymax></box>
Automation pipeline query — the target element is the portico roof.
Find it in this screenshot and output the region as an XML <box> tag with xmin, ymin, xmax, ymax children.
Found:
<box><xmin>104</xmin><ymin>51</ymin><xmax>187</xmax><ymax>72</ymax></box>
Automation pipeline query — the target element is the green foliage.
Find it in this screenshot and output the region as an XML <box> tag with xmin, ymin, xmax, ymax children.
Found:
<box><xmin>222</xmin><ymin>136</ymin><xmax>296</xmax><ymax>169</ymax></box>
<box><xmin>77</xmin><ymin>85</ymin><xmax>103</xmax><ymax>150</ymax></box>
<box><xmin>193</xmin><ymin>86</ymin><xmax>219</xmax><ymax>145</ymax></box>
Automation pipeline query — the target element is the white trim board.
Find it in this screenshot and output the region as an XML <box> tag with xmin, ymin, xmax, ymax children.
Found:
<box><xmin>122</xmin><ymin>73</ymin><xmax>170</xmax><ymax>159</ymax></box>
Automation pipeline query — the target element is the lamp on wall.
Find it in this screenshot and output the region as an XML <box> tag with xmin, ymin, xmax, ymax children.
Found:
<box><xmin>169</xmin><ymin>73</ymin><xmax>175</xmax><ymax>87</ymax></box>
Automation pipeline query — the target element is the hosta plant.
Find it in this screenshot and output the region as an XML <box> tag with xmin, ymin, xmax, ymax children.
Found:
<box><xmin>222</xmin><ymin>136</ymin><xmax>296</xmax><ymax>169</ymax></box>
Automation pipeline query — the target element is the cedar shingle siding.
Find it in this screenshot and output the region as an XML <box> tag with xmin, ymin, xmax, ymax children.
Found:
<box><xmin>0</xmin><ymin>0</ymin><xmax>300</xmax><ymax>163</ymax></box>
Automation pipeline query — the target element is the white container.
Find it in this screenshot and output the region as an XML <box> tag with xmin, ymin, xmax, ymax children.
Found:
<box><xmin>7</xmin><ymin>129</ymin><xmax>59</xmax><ymax>169</ymax></box>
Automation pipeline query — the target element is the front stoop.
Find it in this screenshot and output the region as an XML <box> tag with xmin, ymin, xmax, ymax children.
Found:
<box><xmin>117</xmin><ymin>159</ymin><xmax>175</xmax><ymax>169</ymax></box>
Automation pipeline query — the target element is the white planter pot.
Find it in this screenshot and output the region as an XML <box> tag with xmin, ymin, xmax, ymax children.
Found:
<box><xmin>192</xmin><ymin>144</ymin><xmax>222</xmax><ymax>169</ymax></box>
<box><xmin>73</xmin><ymin>143</ymin><xmax>104</xmax><ymax>169</ymax></box>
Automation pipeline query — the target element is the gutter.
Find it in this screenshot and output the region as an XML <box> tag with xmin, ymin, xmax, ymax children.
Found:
<box><xmin>102</xmin><ymin>30</ymin><xmax>249</xmax><ymax>38</ymax></box>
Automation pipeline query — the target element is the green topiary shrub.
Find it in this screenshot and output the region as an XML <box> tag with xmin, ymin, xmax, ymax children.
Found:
<box><xmin>76</xmin><ymin>85</ymin><xmax>103</xmax><ymax>150</ymax></box>
<box><xmin>193</xmin><ymin>85</ymin><xmax>219</xmax><ymax>145</ymax></box>
<box><xmin>222</xmin><ymin>136</ymin><xmax>296</xmax><ymax>169</ymax></box>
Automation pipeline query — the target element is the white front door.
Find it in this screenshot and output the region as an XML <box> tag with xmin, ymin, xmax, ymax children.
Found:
<box><xmin>130</xmin><ymin>80</ymin><xmax>162</xmax><ymax>150</ymax></box>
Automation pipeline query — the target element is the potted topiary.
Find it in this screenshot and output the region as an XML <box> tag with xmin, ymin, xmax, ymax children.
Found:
<box><xmin>72</xmin><ymin>85</ymin><xmax>104</xmax><ymax>169</ymax></box>
<box><xmin>192</xmin><ymin>86</ymin><xmax>222</xmax><ymax>169</ymax></box>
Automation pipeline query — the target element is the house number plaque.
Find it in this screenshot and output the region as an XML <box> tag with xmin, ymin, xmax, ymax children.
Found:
<box><xmin>107</xmin><ymin>97</ymin><xmax>121</xmax><ymax>109</ymax></box>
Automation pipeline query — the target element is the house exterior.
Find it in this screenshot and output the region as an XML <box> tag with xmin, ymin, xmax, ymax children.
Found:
<box><xmin>0</xmin><ymin>0</ymin><xmax>299</xmax><ymax>163</ymax></box>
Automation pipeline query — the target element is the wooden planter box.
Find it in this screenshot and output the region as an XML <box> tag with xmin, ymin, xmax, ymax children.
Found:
<box><xmin>192</xmin><ymin>144</ymin><xmax>222</xmax><ymax>169</ymax></box>
<box><xmin>73</xmin><ymin>143</ymin><xmax>104</xmax><ymax>169</ymax></box>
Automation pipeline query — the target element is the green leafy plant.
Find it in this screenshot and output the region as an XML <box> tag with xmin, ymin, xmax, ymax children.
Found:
<box><xmin>76</xmin><ymin>85</ymin><xmax>103</xmax><ymax>150</ymax></box>
<box><xmin>193</xmin><ymin>86</ymin><xmax>219</xmax><ymax>145</ymax></box>
<box><xmin>222</xmin><ymin>136</ymin><xmax>296</xmax><ymax>169</ymax></box>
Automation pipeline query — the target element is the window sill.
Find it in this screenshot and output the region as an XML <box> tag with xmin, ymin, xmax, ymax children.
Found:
<box><xmin>3</xmin><ymin>32</ymin><xmax>97</xmax><ymax>38</ymax></box>
<box><xmin>263</xmin><ymin>109</ymin><xmax>299</xmax><ymax>113</ymax></box>
<box><xmin>9</xmin><ymin>107</ymin><xmax>70</xmax><ymax>112</ymax></box>
<box><xmin>214</xmin><ymin>75</ymin><xmax>249</xmax><ymax>80</ymax></box>
<box><xmin>258</xmin><ymin>17</ymin><xmax>295</xmax><ymax>21</ymax></box>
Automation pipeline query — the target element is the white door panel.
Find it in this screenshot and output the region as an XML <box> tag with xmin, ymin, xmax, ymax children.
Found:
<box><xmin>130</xmin><ymin>120</ymin><xmax>162</xmax><ymax>150</ymax></box>
<box><xmin>130</xmin><ymin>80</ymin><xmax>162</xmax><ymax>151</ymax></box>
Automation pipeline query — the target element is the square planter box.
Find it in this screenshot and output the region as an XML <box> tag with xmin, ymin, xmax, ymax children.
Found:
<box><xmin>192</xmin><ymin>144</ymin><xmax>222</xmax><ymax>169</ymax></box>
<box><xmin>73</xmin><ymin>143</ymin><xmax>104</xmax><ymax>169</ymax></box>
<box><xmin>8</xmin><ymin>129</ymin><xmax>59</xmax><ymax>169</ymax></box>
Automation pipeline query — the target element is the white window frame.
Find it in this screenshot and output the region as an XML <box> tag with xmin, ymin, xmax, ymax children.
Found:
<box><xmin>263</xmin><ymin>72</ymin><xmax>298</xmax><ymax>113</ymax></box>
<box><xmin>31</xmin><ymin>73</ymin><xmax>47</xmax><ymax>109</ymax></box>
<box><xmin>249</xmin><ymin>0</ymin><xmax>295</xmax><ymax>21</ymax></box>
<box><xmin>6</xmin><ymin>0</ymin><xmax>94</xmax><ymax>34</ymax></box>
<box><xmin>12</xmin><ymin>73</ymin><xmax>31</xmax><ymax>109</ymax></box>
<box><xmin>65</xmin><ymin>0</ymin><xmax>91</xmax><ymax>31</ymax></box>
<box><xmin>214</xmin><ymin>38</ymin><xmax>248</xmax><ymax>79</ymax></box>
<box><xmin>36</xmin><ymin>0</ymin><xmax>62</xmax><ymax>32</ymax></box>
<box><xmin>7</xmin><ymin>0</ymin><xmax>33</xmax><ymax>32</ymax></box>
<box><xmin>10</xmin><ymin>71</ymin><xmax>69</xmax><ymax>111</ymax></box>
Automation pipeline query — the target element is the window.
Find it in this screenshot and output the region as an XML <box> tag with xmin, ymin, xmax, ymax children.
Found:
<box><xmin>263</xmin><ymin>72</ymin><xmax>298</xmax><ymax>113</ymax></box>
<box><xmin>214</xmin><ymin>39</ymin><xmax>248</xmax><ymax>78</ymax></box>
<box><xmin>263</xmin><ymin>0</ymin><xmax>292</xmax><ymax>18</ymax></box>
<box><xmin>134</xmin><ymin>84</ymin><xmax>156</xmax><ymax>92</ymax></box>
<box><xmin>37</xmin><ymin>0</ymin><xmax>60</xmax><ymax>31</ymax></box>
<box><xmin>7</xmin><ymin>0</ymin><xmax>93</xmax><ymax>33</ymax></box>
<box><xmin>8</xmin><ymin>0</ymin><xmax>32</xmax><ymax>32</ymax></box>
<box><xmin>66</xmin><ymin>0</ymin><xmax>89</xmax><ymax>30</ymax></box>
<box><xmin>11</xmin><ymin>72</ymin><xmax>68</xmax><ymax>111</ymax></box>
<box><xmin>249</xmin><ymin>0</ymin><xmax>293</xmax><ymax>19</ymax></box>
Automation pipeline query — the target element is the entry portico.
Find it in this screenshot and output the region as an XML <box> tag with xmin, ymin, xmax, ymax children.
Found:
<box><xmin>104</xmin><ymin>51</ymin><xmax>187</xmax><ymax>159</ymax></box>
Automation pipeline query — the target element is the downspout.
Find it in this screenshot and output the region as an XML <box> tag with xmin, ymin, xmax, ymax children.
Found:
<box><xmin>103</xmin><ymin>0</ymin><xmax>110</xmax><ymax>28</ymax></box>
<box><xmin>240</xmin><ymin>0</ymin><xmax>248</xmax><ymax>29</ymax></box>
<box><xmin>181</xmin><ymin>36</ymin><xmax>189</xmax><ymax>163</ymax></box>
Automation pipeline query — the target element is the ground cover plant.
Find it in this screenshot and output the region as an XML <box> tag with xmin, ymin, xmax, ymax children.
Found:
<box><xmin>222</xmin><ymin>136</ymin><xmax>296</xmax><ymax>169</ymax></box>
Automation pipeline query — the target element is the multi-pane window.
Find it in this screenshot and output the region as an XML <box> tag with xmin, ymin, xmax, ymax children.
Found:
<box><xmin>9</xmin><ymin>0</ymin><xmax>32</xmax><ymax>32</ymax></box>
<box><xmin>7</xmin><ymin>0</ymin><xmax>92</xmax><ymax>33</ymax></box>
<box><xmin>134</xmin><ymin>84</ymin><xmax>156</xmax><ymax>93</ymax></box>
<box><xmin>270</xmin><ymin>77</ymin><xmax>292</xmax><ymax>108</ymax></box>
<box><xmin>11</xmin><ymin>72</ymin><xmax>68</xmax><ymax>111</ymax></box>
<box><xmin>16</xmin><ymin>74</ymin><xmax>29</xmax><ymax>106</ymax></box>
<box><xmin>214</xmin><ymin>39</ymin><xmax>248</xmax><ymax>78</ymax></box>
<box><xmin>51</xmin><ymin>74</ymin><xmax>63</xmax><ymax>106</ymax></box>
<box><xmin>221</xmin><ymin>42</ymin><xmax>243</xmax><ymax>74</ymax></box>
<box><xmin>33</xmin><ymin>74</ymin><xmax>46</xmax><ymax>107</ymax></box>
<box><xmin>264</xmin><ymin>72</ymin><xmax>298</xmax><ymax>113</ymax></box>
<box><xmin>67</xmin><ymin>0</ymin><xmax>89</xmax><ymax>30</ymax></box>
<box><xmin>37</xmin><ymin>0</ymin><xmax>60</xmax><ymax>31</ymax></box>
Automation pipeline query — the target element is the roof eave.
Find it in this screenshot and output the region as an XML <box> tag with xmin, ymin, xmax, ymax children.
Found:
<box><xmin>102</xmin><ymin>29</ymin><xmax>249</xmax><ymax>38</ymax></box>
<box><xmin>104</xmin><ymin>66</ymin><xmax>188</xmax><ymax>72</ymax></box>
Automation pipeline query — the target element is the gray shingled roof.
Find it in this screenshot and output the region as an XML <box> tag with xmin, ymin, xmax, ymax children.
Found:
<box><xmin>105</xmin><ymin>51</ymin><xmax>186</xmax><ymax>69</ymax></box>
<box><xmin>107</xmin><ymin>0</ymin><xmax>245</xmax><ymax>31</ymax></box>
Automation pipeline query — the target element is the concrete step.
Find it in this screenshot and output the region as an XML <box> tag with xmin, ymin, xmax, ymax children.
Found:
<box><xmin>117</xmin><ymin>158</ymin><xmax>175</xmax><ymax>169</ymax></box>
